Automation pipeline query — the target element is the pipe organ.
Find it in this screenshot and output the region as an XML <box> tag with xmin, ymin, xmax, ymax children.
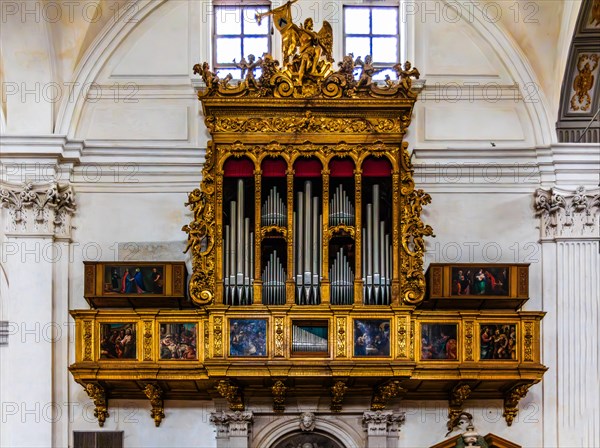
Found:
<box><xmin>293</xmin><ymin>180</ymin><xmax>322</xmax><ymax>305</ymax></box>
<box><xmin>69</xmin><ymin>15</ymin><xmax>547</xmax><ymax>428</ymax></box>
<box><xmin>362</xmin><ymin>184</ymin><xmax>392</xmax><ymax>305</ymax></box>
<box><xmin>223</xmin><ymin>179</ymin><xmax>254</xmax><ymax>305</ymax></box>
<box><xmin>220</xmin><ymin>170</ymin><xmax>398</xmax><ymax>306</ymax></box>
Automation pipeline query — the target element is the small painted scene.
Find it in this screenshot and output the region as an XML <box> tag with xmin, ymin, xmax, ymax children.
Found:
<box><xmin>421</xmin><ymin>324</ymin><xmax>458</xmax><ymax>360</ymax></box>
<box><xmin>480</xmin><ymin>324</ymin><xmax>517</xmax><ymax>360</ymax></box>
<box><xmin>99</xmin><ymin>323</ymin><xmax>136</xmax><ymax>360</ymax></box>
<box><xmin>159</xmin><ymin>323</ymin><xmax>197</xmax><ymax>360</ymax></box>
<box><xmin>353</xmin><ymin>319</ymin><xmax>390</xmax><ymax>356</ymax></box>
<box><xmin>229</xmin><ymin>319</ymin><xmax>267</xmax><ymax>356</ymax></box>
<box><xmin>103</xmin><ymin>265</ymin><xmax>164</xmax><ymax>295</ymax></box>
<box><xmin>451</xmin><ymin>267</ymin><xmax>509</xmax><ymax>296</ymax></box>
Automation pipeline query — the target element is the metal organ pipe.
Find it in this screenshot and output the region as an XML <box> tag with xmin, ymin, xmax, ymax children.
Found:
<box><xmin>295</xmin><ymin>180</ymin><xmax>321</xmax><ymax>304</ymax></box>
<box><xmin>329</xmin><ymin>184</ymin><xmax>354</xmax><ymax>226</ymax></box>
<box><xmin>329</xmin><ymin>248</ymin><xmax>354</xmax><ymax>305</ymax></box>
<box><xmin>262</xmin><ymin>250</ymin><xmax>286</xmax><ymax>305</ymax></box>
<box><xmin>223</xmin><ymin>179</ymin><xmax>254</xmax><ymax>305</ymax></box>
<box><xmin>292</xmin><ymin>326</ymin><xmax>327</xmax><ymax>352</ymax></box>
<box><xmin>261</xmin><ymin>186</ymin><xmax>287</xmax><ymax>226</ymax></box>
<box><xmin>362</xmin><ymin>184</ymin><xmax>391</xmax><ymax>305</ymax></box>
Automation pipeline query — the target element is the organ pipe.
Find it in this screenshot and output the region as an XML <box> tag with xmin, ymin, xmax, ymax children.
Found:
<box><xmin>329</xmin><ymin>184</ymin><xmax>354</xmax><ymax>226</ymax></box>
<box><xmin>362</xmin><ymin>184</ymin><xmax>392</xmax><ymax>305</ymax></box>
<box><xmin>223</xmin><ymin>179</ymin><xmax>254</xmax><ymax>305</ymax></box>
<box><xmin>262</xmin><ymin>250</ymin><xmax>286</xmax><ymax>305</ymax></box>
<box><xmin>261</xmin><ymin>186</ymin><xmax>287</xmax><ymax>226</ymax></box>
<box><xmin>329</xmin><ymin>248</ymin><xmax>354</xmax><ymax>305</ymax></box>
<box><xmin>292</xmin><ymin>325</ymin><xmax>328</xmax><ymax>352</ymax></box>
<box><xmin>295</xmin><ymin>180</ymin><xmax>321</xmax><ymax>305</ymax></box>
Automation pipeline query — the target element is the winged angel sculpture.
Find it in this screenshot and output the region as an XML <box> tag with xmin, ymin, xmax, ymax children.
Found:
<box><xmin>256</xmin><ymin>0</ymin><xmax>333</xmax><ymax>84</ymax></box>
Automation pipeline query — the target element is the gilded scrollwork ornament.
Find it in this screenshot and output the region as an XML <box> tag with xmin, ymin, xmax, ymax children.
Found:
<box><xmin>271</xmin><ymin>380</ymin><xmax>287</xmax><ymax>413</ymax></box>
<box><xmin>503</xmin><ymin>383</ymin><xmax>532</xmax><ymax>426</ymax></box>
<box><xmin>216</xmin><ymin>379</ymin><xmax>245</xmax><ymax>411</ymax></box>
<box><xmin>447</xmin><ymin>384</ymin><xmax>472</xmax><ymax>432</ymax></box>
<box><xmin>371</xmin><ymin>380</ymin><xmax>406</xmax><ymax>411</ymax></box>
<box><xmin>330</xmin><ymin>380</ymin><xmax>348</xmax><ymax>413</ymax></box>
<box><xmin>144</xmin><ymin>384</ymin><xmax>165</xmax><ymax>427</ymax></box>
<box><xmin>183</xmin><ymin>143</ymin><xmax>217</xmax><ymax>305</ymax></box>
<box><xmin>83</xmin><ymin>383</ymin><xmax>108</xmax><ymax>427</ymax></box>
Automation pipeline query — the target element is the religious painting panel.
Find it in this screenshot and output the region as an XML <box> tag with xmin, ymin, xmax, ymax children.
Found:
<box><xmin>451</xmin><ymin>266</ymin><xmax>509</xmax><ymax>296</ymax></box>
<box><xmin>479</xmin><ymin>323</ymin><xmax>517</xmax><ymax>361</ymax></box>
<box><xmin>229</xmin><ymin>319</ymin><xmax>267</xmax><ymax>357</ymax></box>
<box><xmin>159</xmin><ymin>323</ymin><xmax>198</xmax><ymax>360</ymax></box>
<box><xmin>421</xmin><ymin>323</ymin><xmax>458</xmax><ymax>361</ymax></box>
<box><xmin>353</xmin><ymin>319</ymin><xmax>391</xmax><ymax>357</ymax></box>
<box><xmin>103</xmin><ymin>264</ymin><xmax>165</xmax><ymax>295</ymax></box>
<box><xmin>99</xmin><ymin>323</ymin><xmax>137</xmax><ymax>360</ymax></box>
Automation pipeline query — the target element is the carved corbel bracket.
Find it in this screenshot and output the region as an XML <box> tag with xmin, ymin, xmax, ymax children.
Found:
<box><xmin>447</xmin><ymin>384</ymin><xmax>472</xmax><ymax>432</ymax></box>
<box><xmin>371</xmin><ymin>380</ymin><xmax>406</xmax><ymax>411</ymax></box>
<box><xmin>83</xmin><ymin>383</ymin><xmax>108</xmax><ymax>427</ymax></box>
<box><xmin>144</xmin><ymin>384</ymin><xmax>165</xmax><ymax>427</ymax></box>
<box><xmin>271</xmin><ymin>380</ymin><xmax>287</xmax><ymax>413</ymax></box>
<box><xmin>216</xmin><ymin>379</ymin><xmax>245</xmax><ymax>411</ymax></box>
<box><xmin>503</xmin><ymin>383</ymin><xmax>531</xmax><ymax>426</ymax></box>
<box><xmin>330</xmin><ymin>380</ymin><xmax>348</xmax><ymax>413</ymax></box>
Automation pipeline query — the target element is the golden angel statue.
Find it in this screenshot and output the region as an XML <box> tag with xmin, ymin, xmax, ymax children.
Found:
<box><xmin>256</xmin><ymin>0</ymin><xmax>333</xmax><ymax>84</ymax></box>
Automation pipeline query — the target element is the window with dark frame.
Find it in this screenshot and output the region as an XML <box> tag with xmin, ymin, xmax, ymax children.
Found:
<box><xmin>0</xmin><ymin>321</ymin><xmax>8</xmax><ymax>346</ymax></box>
<box><xmin>344</xmin><ymin>5</ymin><xmax>400</xmax><ymax>80</ymax></box>
<box><xmin>213</xmin><ymin>1</ymin><xmax>271</xmax><ymax>79</ymax></box>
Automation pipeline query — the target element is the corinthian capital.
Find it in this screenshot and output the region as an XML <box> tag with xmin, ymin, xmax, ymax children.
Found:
<box><xmin>0</xmin><ymin>182</ymin><xmax>76</xmax><ymax>238</ymax></box>
<box><xmin>534</xmin><ymin>186</ymin><xmax>599</xmax><ymax>240</ymax></box>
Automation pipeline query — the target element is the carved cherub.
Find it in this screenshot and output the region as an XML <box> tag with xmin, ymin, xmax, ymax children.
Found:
<box><xmin>299</xmin><ymin>411</ymin><xmax>316</xmax><ymax>431</ymax></box>
<box><xmin>355</xmin><ymin>55</ymin><xmax>383</xmax><ymax>88</ymax></box>
<box><xmin>337</xmin><ymin>53</ymin><xmax>355</xmax><ymax>82</ymax></box>
<box><xmin>193</xmin><ymin>62</ymin><xmax>219</xmax><ymax>90</ymax></box>
<box><xmin>393</xmin><ymin>61</ymin><xmax>420</xmax><ymax>91</ymax></box>
<box><xmin>234</xmin><ymin>54</ymin><xmax>263</xmax><ymax>87</ymax></box>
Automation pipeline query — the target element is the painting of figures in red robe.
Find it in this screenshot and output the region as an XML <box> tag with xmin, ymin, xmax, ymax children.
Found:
<box><xmin>421</xmin><ymin>324</ymin><xmax>458</xmax><ymax>361</ymax></box>
<box><xmin>451</xmin><ymin>267</ymin><xmax>509</xmax><ymax>296</ymax></box>
<box><xmin>103</xmin><ymin>265</ymin><xmax>164</xmax><ymax>295</ymax></box>
<box><xmin>480</xmin><ymin>324</ymin><xmax>517</xmax><ymax>360</ymax></box>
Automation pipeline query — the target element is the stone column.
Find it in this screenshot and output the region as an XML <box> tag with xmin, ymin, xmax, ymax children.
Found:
<box><xmin>362</xmin><ymin>410</ymin><xmax>405</xmax><ymax>448</ymax></box>
<box><xmin>209</xmin><ymin>411</ymin><xmax>253</xmax><ymax>448</ymax></box>
<box><xmin>0</xmin><ymin>182</ymin><xmax>75</xmax><ymax>448</ymax></box>
<box><xmin>534</xmin><ymin>186</ymin><xmax>599</xmax><ymax>447</ymax></box>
